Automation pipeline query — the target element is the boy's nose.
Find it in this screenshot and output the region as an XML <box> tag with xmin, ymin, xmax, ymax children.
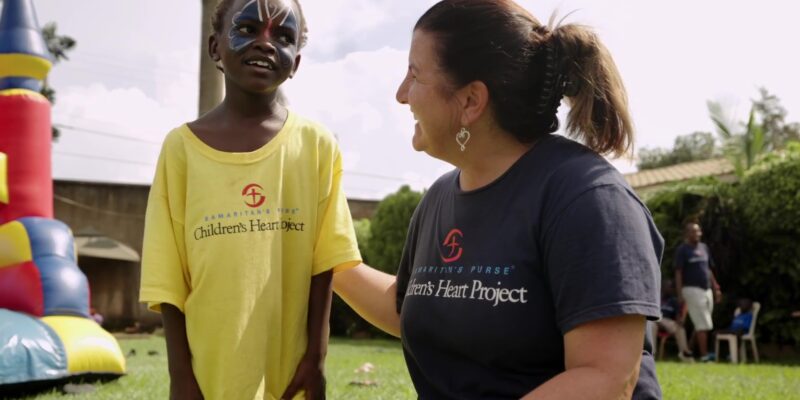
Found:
<box><xmin>251</xmin><ymin>33</ymin><xmax>277</xmax><ymax>54</ymax></box>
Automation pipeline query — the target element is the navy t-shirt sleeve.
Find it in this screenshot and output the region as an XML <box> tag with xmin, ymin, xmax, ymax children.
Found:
<box><xmin>674</xmin><ymin>245</ymin><xmax>686</xmax><ymax>271</ymax></box>
<box><xmin>543</xmin><ymin>184</ymin><xmax>662</xmax><ymax>334</ymax></box>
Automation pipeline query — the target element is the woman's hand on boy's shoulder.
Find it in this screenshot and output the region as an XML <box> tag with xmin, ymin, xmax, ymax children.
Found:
<box><xmin>281</xmin><ymin>353</ymin><xmax>326</xmax><ymax>400</ymax></box>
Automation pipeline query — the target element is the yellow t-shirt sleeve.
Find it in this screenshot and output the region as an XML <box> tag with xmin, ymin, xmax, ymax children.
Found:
<box><xmin>313</xmin><ymin>152</ymin><xmax>361</xmax><ymax>275</ymax></box>
<box><xmin>139</xmin><ymin>141</ymin><xmax>190</xmax><ymax>313</ymax></box>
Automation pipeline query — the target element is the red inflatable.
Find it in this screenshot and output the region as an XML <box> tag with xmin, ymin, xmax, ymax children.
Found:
<box><xmin>0</xmin><ymin>90</ymin><xmax>52</xmax><ymax>221</ymax></box>
<box><xmin>0</xmin><ymin>260</ymin><xmax>43</xmax><ymax>316</ymax></box>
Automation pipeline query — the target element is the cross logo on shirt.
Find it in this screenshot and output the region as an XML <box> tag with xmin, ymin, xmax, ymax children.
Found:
<box><xmin>242</xmin><ymin>183</ymin><xmax>266</xmax><ymax>208</ymax></box>
<box><xmin>441</xmin><ymin>228</ymin><xmax>464</xmax><ymax>263</ymax></box>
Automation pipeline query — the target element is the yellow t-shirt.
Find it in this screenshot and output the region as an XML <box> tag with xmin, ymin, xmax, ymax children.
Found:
<box><xmin>139</xmin><ymin>111</ymin><xmax>361</xmax><ymax>399</ymax></box>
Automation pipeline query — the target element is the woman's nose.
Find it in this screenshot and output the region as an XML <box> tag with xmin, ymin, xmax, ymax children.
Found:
<box><xmin>396</xmin><ymin>78</ymin><xmax>409</xmax><ymax>104</ymax></box>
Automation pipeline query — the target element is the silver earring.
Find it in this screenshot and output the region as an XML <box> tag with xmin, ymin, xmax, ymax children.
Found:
<box><xmin>456</xmin><ymin>127</ymin><xmax>470</xmax><ymax>152</ymax></box>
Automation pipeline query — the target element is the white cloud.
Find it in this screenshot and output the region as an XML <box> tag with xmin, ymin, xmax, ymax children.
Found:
<box><xmin>284</xmin><ymin>47</ymin><xmax>450</xmax><ymax>199</ymax></box>
<box><xmin>35</xmin><ymin>0</ymin><xmax>800</xmax><ymax>196</ymax></box>
<box><xmin>51</xmin><ymin>53</ymin><xmax>198</xmax><ymax>184</ymax></box>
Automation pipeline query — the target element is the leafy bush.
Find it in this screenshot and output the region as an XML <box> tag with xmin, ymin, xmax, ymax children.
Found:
<box><xmin>353</xmin><ymin>218</ymin><xmax>371</xmax><ymax>264</ymax></box>
<box><xmin>645</xmin><ymin>177</ymin><xmax>741</xmax><ymax>281</ymax></box>
<box><xmin>644</xmin><ymin>145</ymin><xmax>800</xmax><ymax>344</ymax></box>
<box><xmin>331</xmin><ymin>186</ymin><xmax>422</xmax><ymax>338</ymax></box>
<box><xmin>330</xmin><ymin>218</ymin><xmax>378</xmax><ymax>338</ymax></box>
<box><xmin>365</xmin><ymin>185</ymin><xmax>423</xmax><ymax>274</ymax></box>
<box><xmin>734</xmin><ymin>146</ymin><xmax>800</xmax><ymax>343</ymax></box>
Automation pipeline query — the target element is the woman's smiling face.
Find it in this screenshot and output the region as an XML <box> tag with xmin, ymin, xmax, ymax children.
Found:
<box><xmin>396</xmin><ymin>29</ymin><xmax>462</xmax><ymax>159</ymax></box>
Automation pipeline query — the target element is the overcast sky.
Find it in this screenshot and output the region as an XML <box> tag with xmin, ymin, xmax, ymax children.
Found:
<box><xmin>21</xmin><ymin>0</ymin><xmax>800</xmax><ymax>199</ymax></box>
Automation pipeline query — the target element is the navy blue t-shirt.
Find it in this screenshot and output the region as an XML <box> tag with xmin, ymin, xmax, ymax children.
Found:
<box><xmin>674</xmin><ymin>243</ymin><xmax>714</xmax><ymax>289</ymax></box>
<box><xmin>396</xmin><ymin>135</ymin><xmax>664</xmax><ymax>399</ymax></box>
<box><xmin>661</xmin><ymin>296</ymin><xmax>680</xmax><ymax>320</ymax></box>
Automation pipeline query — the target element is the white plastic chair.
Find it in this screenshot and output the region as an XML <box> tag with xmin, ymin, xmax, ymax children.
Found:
<box><xmin>715</xmin><ymin>301</ymin><xmax>760</xmax><ymax>363</ymax></box>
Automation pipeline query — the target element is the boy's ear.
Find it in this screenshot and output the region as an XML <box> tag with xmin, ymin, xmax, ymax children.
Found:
<box><xmin>289</xmin><ymin>54</ymin><xmax>302</xmax><ymax>78</ymax></box>
<box><xmin>209</xmin><ymin>34</ymin><xmax>222</xmax><ymax>71</ymax></box>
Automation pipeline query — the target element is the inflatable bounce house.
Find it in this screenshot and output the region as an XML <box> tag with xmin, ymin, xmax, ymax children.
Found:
<box><xmin>0</xmin><ymin>0</ymin><xmax>126</xmax><ymax>395</ymax></box>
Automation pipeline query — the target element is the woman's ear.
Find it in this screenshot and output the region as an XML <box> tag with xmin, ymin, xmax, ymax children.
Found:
<box><xmin>458</xmin><ymin>80</ymin><xmax>490</xmax><ymax>126</ymax></box>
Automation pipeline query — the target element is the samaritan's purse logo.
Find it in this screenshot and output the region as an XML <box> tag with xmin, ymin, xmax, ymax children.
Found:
<box><xmin>242</xmin><ymin>183</ymin><xmax>266</xmax><ymax>208</ymax></box>
<box><xmin>441</xmin><ymin>228</ymin><xmax>464</xmax><ymax>263</ymax></box>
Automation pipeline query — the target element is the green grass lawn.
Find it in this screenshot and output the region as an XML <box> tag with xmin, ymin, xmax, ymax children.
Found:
<box><xmin>20</xmin><ymin>336</ymin><xmax>800</xmax><ymax>399</ymax></box>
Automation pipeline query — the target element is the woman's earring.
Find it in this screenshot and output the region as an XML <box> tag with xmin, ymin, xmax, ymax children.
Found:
<box><xmin>456</xmin><ymin>127</ymin><xmax>470</xmax><ymax>152</ymax></box>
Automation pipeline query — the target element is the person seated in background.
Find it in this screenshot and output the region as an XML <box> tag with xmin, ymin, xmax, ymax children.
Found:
<box><xmin>658</xmin><ymin>279</ymin><xmax>694</xmax><ymax>362</ymax></box>
<box><xmin>718</xmin><ymin>298</ymin><xmax>754</xmax><ymax>337</ymax></box>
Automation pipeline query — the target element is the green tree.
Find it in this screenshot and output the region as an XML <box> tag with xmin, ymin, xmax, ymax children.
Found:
<box><xmin>752</xmin><ymin>88</ymin><xmax>800</xmax><ymax>151</ymax></box>
<box><xmin>637</xmin><ymin>131</ymin><xmax>717</xmax><ymax>170</ymax></box>
<box><xmin>708</xmin><ymin>88</ymin><xmax>799</xmax><ymax>177</ymax></box>
<box><xmin>708</xmin><ymin>101</ymin><xmax>765</xmax><ymax>177</ymax></box>
<box><xmin>40</xmin><ymin>22</ymin><xmax>76</xmax><ymax>140</ymax></box>
<box><xmin>734</xmin><ymin>144</ymin><xmax>800</xmax><ymax>343</ymax></box>
<box><xmin>365</xmin><ymin>185</ymin><xmax>423</xmax><ymax>274</ymax></box>
<box><xmin>352</xmin><ymin>218</ymin><xmax>371</xmax><ymax>264</ymax></box>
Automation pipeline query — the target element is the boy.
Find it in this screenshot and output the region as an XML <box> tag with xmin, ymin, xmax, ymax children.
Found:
<box><xmin>139</xmin><ymin>1</ymin><xmax>360</xmax><ymax>398</ymax></box>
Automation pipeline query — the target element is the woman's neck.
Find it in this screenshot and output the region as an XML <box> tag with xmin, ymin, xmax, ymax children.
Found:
<box><xmin>457</xmin><ymin>128</ymin><xmax>534</xmax><ymax>191</ymax></box>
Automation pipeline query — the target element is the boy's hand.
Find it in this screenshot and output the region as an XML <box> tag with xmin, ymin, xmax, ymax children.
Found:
<box><xmin>281</xmin><ymin>354</ymin><xmax>326</xmax><ymax>400</ymax></box>
<box><xmin>170</xmin><ymin>370</ymin><xmax>203</xmax><ymax>400</ymax></box>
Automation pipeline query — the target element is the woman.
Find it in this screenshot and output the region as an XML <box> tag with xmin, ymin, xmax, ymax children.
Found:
<box><xmin>334</xmin><ymin>1</ymin><xmax>663</xmax><ymax>398</ymax></box>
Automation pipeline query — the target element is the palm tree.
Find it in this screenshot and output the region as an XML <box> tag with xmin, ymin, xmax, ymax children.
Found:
<box><xmin>708</xmin><ymin>101</ymin><xmax>765</xmax><ymax>177</ymax></box>
<box><xmin>40</xmin><ymin>22</ymin><xmax>75</xmax><ymax>104</ymax></box>
<box><xmin>198</xmin><ymin>0</ymin><xmax>224</xmax><ymax>116</ymax></box>
<box><xmin>41</xmin><ymin>22</ymin><xmax>76</xmax><ymax>140</ymax></box>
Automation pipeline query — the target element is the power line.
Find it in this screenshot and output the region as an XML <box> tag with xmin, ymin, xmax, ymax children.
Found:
<box><xmin>54</xmin><ymin>150</ymin><xmax>156</xmax><ymax>167</ymax></box>
<box><xmin>344</xmin><ymin>170</ymin><xmax>428</xmax><ymax>185</ymax></box>
<box><xmin>55</xmin><ymin>123</ymin><xmax>162</xmax><ymax>145</ymax></box>
<box><xmin>55</xmin><ymin>150</ymin><xmax>427</xmax><ymax>186</ymax></box>
<box><xmin>77</xmin><ymin>51</ymin><xmax>197</xmax><ymax>76</ymax></box>
<box><xmin>54</xmin><ymin>194</ymin><xmax>144</xmax><ymax>219</ymax></box>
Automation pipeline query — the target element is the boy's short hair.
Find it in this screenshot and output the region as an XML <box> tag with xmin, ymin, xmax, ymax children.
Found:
<box><xmin>211</xmin><ymin>0</ymin><xmax>309</xmax><ymax>49</ymax></box>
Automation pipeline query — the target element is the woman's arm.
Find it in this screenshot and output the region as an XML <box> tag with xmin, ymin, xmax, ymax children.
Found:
<box><xmin>332</xmin><ymin>264</ymin><xmax>401</xmax><ymax>337</ymax></box>
<box><xmin>161</xmin><ymin>303</ymin><xmax>203</xmax><ymax>400</ymax></box>
<box><xmin>522</xmin><ymin>315</ymin><xmax>645</xmax><ymax>400</ymax></box>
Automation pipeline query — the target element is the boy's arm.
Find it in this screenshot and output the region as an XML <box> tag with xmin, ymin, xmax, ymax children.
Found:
<box><xmin>161</xmin><ymin>303</ymin><xmax>203</xmax><ymax>400</ymax></box>
<box><xmin>282</xmin><ymin>269</ymin><xmax>333</xmax><ymax>400</ymax></box>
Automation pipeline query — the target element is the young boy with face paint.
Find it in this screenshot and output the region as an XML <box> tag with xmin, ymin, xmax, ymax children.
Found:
<box><xmin>139</xmin><ymin>1</ymin><xmax>361</xmax><ymax>399</ymax></box>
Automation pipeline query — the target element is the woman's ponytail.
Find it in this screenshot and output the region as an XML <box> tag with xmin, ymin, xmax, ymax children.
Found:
<box><xmin>551</xmin><ymin>24</ymin><xmax>633</xmax><ymax>157</ymax></box>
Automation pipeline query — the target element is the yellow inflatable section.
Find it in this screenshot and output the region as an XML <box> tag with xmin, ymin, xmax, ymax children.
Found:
<box><xmin>41</xmin><ymin>316</ymin><xmax>126</xmax><ymax>375</ymax></box>
<box><xmin>0</xmin><ymin>152</ymin><xmax>7</xmax><ymax>204</ymax></box>
<box><xmin>0</xmin><ymin>220</ymin><xmax>32</xmax><ymax>267</ymax></box>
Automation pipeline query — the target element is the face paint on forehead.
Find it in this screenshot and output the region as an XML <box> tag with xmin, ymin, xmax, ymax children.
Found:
<box><xmin>266</xmin><ymin>0</ymin><xmax>296</xmax><ymax>26</ymax></box>
<box><xmin>228</xmin><ymin>0</ymin><xmax>299</xmax><ymax>53</ymax></box>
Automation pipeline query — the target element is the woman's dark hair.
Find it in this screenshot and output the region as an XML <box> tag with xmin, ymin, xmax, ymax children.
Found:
<box><xmin>211</xmin><ymin>0</ymin><xmax>309</xmax><ymax>49</ymax></box>
<box><xmin>415</xmin><ymin>0</ymin><xmax>633</xmax><ymax>156</ymax></box>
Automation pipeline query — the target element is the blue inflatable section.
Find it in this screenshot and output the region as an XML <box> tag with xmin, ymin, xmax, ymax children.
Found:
<box><xmin>0</xmin><ymin>0</ymin><xmax>49</xmax><ymax>59</ymax></box>
<box><xmin>0</xmin><ymin>309</ymin><xmax>67</xmax><ymax>385</ymax></box>
<box><xmin>20</xmin><ymin>217</ymin><xmax>89</xmax><ymax>317</ymax></box>
<box><xmin>35</xmin><ymin>255</ymin><xmax>90</xmax><ymax>317</ymax></box>
<box><xmin>0</xmin><ymin>76</ymin><xmax>39</xmax><ymax>91</ymax></box>
<box><xmin>19</xmin><ymin>217</ymin><xmax>75</xmax><ymax>260</ymax></box>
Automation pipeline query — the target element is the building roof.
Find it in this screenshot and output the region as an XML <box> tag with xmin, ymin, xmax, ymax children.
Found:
<box><xmin>624</xmin><ymin>158</ymin><xmax>734</xmax><ymax>189</ymax></box>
